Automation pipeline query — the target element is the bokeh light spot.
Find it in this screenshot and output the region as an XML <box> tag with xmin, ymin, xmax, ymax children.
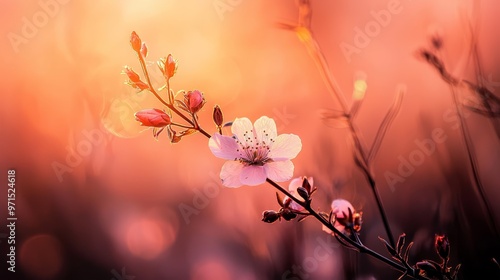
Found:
<box><xmin>20</xmin><ymin>234</ymin><xmax>64</xmax><ymax>279</ymax></box>
<box><xmin>126</xmin><ymin>218</ymin><xmax>176</xmax><ymax>259</ymax></box>
<box><xmin>353</xmin><ymin>79</ymin><xmax>367</xmax><ymax>100</ymax></box>
<box><xmin>190</xmin><ymin>259</ymin><xmax>231</xmax><ymax>280</ymax></box>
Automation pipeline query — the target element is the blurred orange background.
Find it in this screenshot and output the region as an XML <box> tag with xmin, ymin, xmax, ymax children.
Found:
<box><xmin>0</xmin><ymin>0</ymin><xmax>499</xmax><ymax>279</ymax></box>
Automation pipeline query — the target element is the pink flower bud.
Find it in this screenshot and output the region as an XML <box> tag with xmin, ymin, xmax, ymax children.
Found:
<box><xmin>184</xmin><ymin>90</ymin><xmax>205</xmax><ymax>114</ymax></box>
<box><xmin>123</xmin><ymin>66</ymin><xmax>141</xmax><ymax>83</ymax></box>
<box><xmin>140</xmin><ymin>42</ymin><xmax>148</xmax><ymax>58</ymax></box>
<box><xmin>322</xmin><ymin>199</ymin><xmax>362</xmax><ymax>235</ymax></box>
<box><xmin>135</xmin><ymin>109</ymin><xmax>171</xmax><ymax>127</ymax></box>
<box><xmin>331</xmin><ymin>199</ymin><xmax>359</xmax><ymax>232</ymax></box>
<box><xmin>213</xmin><ymin>105</ymin><xmax>223</xmax><ymax>127</ymax></box>
<box><xmin>165</xmin><ymin>54</ymin><xmax>177</xmax><ymax>79</ymax></box>
<box><xmin>130</xmin><ymin>31</ymin><xmax>142</xmax><ymax>53</ymax></box>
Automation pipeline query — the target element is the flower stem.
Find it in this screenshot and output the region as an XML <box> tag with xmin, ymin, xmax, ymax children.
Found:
<box><xmin>265</xmin><ymin>178</ymin><xmax>426</xmax><ymax>279</ymax></box>
<box><xmin>366</xmin><ymin>176</ymin><xmax>394</xmax><ymax>247</ymax></box>
<box><xmin>170</xmin><ymin>122</ymin><xmax>194</xmax><ymax>129</ymax></box>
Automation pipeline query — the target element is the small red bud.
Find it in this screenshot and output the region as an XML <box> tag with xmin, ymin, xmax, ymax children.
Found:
<box><xmin>262</xmin><ymin>210</ymin><xmax>280</xmax><ymax>223</ymax></box>
<box><xmin>184</xmin><ymin>90</ymin><xmax>206</xmax><ymax>114</ymax></box>
<box><xmin>130</xmin><ymin>31</ymin><xmax>142</xmax><ymax>53</ymax></box>
<box><xmin>134</xmin><ymin>109</ymin><xmax>171</xmax><ymax>127</ymax></box>
<box><xmin>213</xmin><ymin>105</ymin><xmax>223</xmax><ymax>127</ymax></box>
<box><xmin>140</xmin><ymin>42</ymin><xmax>148</xmax><ymax>58</ymax></box>
<box><xmin>165</xmin><ymin>54</ymin><xmax>177</xmax><ymax>79</ymax></box>
<box><xmin>123</xmin><ymin>66</ymin><xmax>141</xmax><ymax>83</ymax></box>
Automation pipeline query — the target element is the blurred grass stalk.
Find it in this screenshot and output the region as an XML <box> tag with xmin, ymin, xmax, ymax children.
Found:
<box><xmin>277</xmin><ymin>0</ymin><xmax>399</xmax><ymax>247</ymax></box>
<box><xmin>418</xmin><ymin>40</ymin><xmax>499</xmax><ymax>239</ymax></box>
<box><xmin>415</xmin><ymin>1</ymin><xmax>499</xmax><ymax>237</ymax></box>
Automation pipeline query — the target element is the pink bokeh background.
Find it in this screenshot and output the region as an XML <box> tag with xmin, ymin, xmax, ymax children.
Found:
<box><xmin>1</xmin><ymin>0</ymin><xmax>499</xmax><ymax>279</ymax></box>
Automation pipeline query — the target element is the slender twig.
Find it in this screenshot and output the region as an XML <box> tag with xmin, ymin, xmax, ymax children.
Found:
<box><xmin>171</xmin><ymin>122</ymin><xmax>194</xmax><ymax>129</ymax></box>
<box><xmin>136</xmin><ymin>53</ymin><xmax>211</xmax><ymax>139</ymax></box>
<box><xmin>265</xmin><ymin>178</ymin><xmax>426</xmax><ymax>280</ymax></box>
<box><xmin>166</xmin><ymin>78</ymin><xmax>171</xmax><ymax>103</ymax></box>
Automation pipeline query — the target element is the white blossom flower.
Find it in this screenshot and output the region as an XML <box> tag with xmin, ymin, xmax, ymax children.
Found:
<box><xmin>209</xmin><ymin>116</ymin><xmax>302</xmax><ymax>187</ymax></box>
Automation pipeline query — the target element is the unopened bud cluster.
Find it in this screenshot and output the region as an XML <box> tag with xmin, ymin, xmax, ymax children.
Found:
<box><xmin>124</xmin><ymin>31</ymin><xmax>212</xmax><ymax>142</ymax></box>
<box><xmin>262</xmin><ymin>177</ymin><xmax>317</xmax><ymax>224</ymax></box>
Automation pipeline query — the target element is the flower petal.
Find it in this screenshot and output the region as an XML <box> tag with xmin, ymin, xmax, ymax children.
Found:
<box><xmin>264</xmin><ymin>160</ymin><xmax>294</xmax><ymax>182</ymax></box>
<box><xmin>209</xmin><ymin>133</ymin><xmax>240</xmax><ymax>160</ymax></box>
<box><xmin>220</xmin><ymin>161</ymin><xmax>244</xmax><ymax>188</ymax></box>
<box><xmin>268</xmin><ymin>134</ymin><xmax>302</xmax><ymax>160</ymax></box>
<box><xmin>287</xmin><ymin>177</ymin><xmax>303</xmax><ymax>192</ymax></box>
<box><xmin>289</xmin><ymin>201</ymin><xmax>304</xmax><ymax>211</ymax></box>
<box><xmin>286</xmin><ymin>177</ymin><xmax>306</xmax><ymax>210</ymax></box>
<box><xmin>331</xmin><ymin>199</ymin><xmax>354</xmax><ymax>218</ymax></box>
<box><xmin>240</xmin><ymin>166</ymin><xmax>267</xmax><ymax>186</ymax></box>
<box><xmin>330</xmin><ymin>199</ymin><xmax>355</xmax><ymax>234</ymax></box>
<box><xmin>231</xmin><ymin>117</ymin><xmax>254</xmax><ymax>144</ymax></box>
<box><xmin>253</xmin><ymin>116</ymin><xmax>277</xmax><ymax>144</ymax></box>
